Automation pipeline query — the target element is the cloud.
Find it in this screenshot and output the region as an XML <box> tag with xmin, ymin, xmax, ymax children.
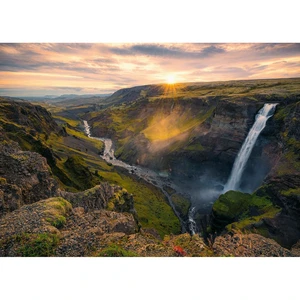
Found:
<box><xmin>0</xmin><ymin>43</ymin><xmax>299</xmax><ymax>96</ymax></box>
<box><xmin>108</xmin><ymin>43</ymin><xmax>226</xmax><ymax>58</ymax></box>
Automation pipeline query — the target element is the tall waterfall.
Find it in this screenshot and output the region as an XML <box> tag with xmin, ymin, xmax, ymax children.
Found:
<box><xmin>223</xmin><ymin>103</ymin><xmax>278</xmax><ymax>193</ymax></box>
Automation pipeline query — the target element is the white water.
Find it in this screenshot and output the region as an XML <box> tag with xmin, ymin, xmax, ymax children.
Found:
<box><xmin>188</xmin><ymin>207</ymin><xmax>197</xmax><ymax>235</ymax></box>
<box><xmin>83</xmin><ymin>120</ymin><xmax>190</xmax><ymax>233</ymax></box>
<box><xmin>223</xmin><ymin>103</ymin><xmax>278</xmax><ymax>193</ymax></box>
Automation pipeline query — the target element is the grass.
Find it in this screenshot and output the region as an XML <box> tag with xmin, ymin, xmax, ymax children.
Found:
<box><xmin>281</xmin><ymin>188</ymin><xmax>300</xmax><ymax>197</ymax></box>
<box><xmin>53</xmin><ymin>115</ymin><xmax>81</xmax><ymax>127</ymax></box>
<box><xmin>212</xmin><ymin>190</ymin><xmax>281</xmax><ymax>234</ymax></box>
<box><xmin>170</xmin><ymin>193</ymin><xmax>191</xmax><ymax>217</ymax></box>
<box><xmin>43</xmin><ymin>197</ymin><xmax>72</xmax><ymax>229</ymax></box>
<box><xmin>184</xmin><ymin>141</ymin><xmax>204</xmax><ymax>151</ymax></box>
<box><xmin>97</xmin><ymin>244</ymin><xmax>138</xmax><ymax>257</ymax></box>
<box><xmin>15</xmin><ymin>233</ymin><xmax>59</xmax><ymax>257</ymax></box>
<box><xmin>273</xmin><ymin>101</ymin><xmax>300</xmax><ymax>176</ymax></box>
<box><xmin>98</xmin><ymin>167</ymin><xmax>181</xmax><ymax>237</ymax></box>
<box><xmin>46</xmin><ymin>107</ymin><xmax>182</xmax><ymax>237</ymax></box>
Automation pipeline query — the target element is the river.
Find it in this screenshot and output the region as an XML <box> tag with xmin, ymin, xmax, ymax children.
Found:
<box><xmin>83</xmin><ymin>120</ymin><xmax>197</xmax><ymax>234</ymax></box>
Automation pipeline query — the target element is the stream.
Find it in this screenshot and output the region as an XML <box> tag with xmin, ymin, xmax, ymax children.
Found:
<box><xmin>83</xmin><ymin>120</ymin><xmax>197</xmax><ymax>234</ymax></box>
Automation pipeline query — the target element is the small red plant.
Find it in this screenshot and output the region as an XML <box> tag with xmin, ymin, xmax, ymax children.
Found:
<box><xmin>173</xmin><ymin>245</ymin><xmax>187</xmax><ymax>257</ymax></box>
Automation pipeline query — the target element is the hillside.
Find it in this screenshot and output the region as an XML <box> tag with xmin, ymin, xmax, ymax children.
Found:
<box><xmin>0</xmin><ymin>98</ymin><xmax>183</xmax><ymax>238</ymax></box>
<box><xmin>84</xmin><ymin>78</ymin><xmax>300</xmax><ymax>249</ymax></box>
<box><xmin>1</xmin><ymin>78</ymin><xmax>299</xmax><ymax>256</ymax></box>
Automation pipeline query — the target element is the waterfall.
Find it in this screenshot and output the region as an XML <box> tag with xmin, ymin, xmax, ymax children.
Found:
<box><xmin>223</xmin><ymin>103</ymin><xmax>278</xmax><ymax>193</ymax></box>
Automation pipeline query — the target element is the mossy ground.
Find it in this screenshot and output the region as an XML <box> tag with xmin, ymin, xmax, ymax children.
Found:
<box><xmin>97</xmin><ymin>244</ymin><xmax>138</xmax><ymax>257</ymax></box>
<box><xmin>15</xmin><ymin>233</ymin><xmax>60</xmax><ymax>257</ymax></box>
<box><xmin>45</xmin><ymin>107</ymin><xmax>182</xmax><ymax>237</ymax></box>
<box><xmin>212</xmin><ymin>190</ymin><xmax>281</xmax><ymax>235</ymax></box>
<box><xmin>170</xmin><ymin>193</ymin><xmax>191</xmax><ymax>218</ymax></box>
<box><xmin>0</xmin><ymin>101</ymin><xmax>105</xmax><ymax>192</ymax></box>
<box><xmin>274</xmin><ymin>101</ymin><xmax>300</xmax><ymax>176</ymax></box>
<box><xmin>43</xmin><ymin>197</ymin><xmax>72</xmax><ymax>229</ymax></box>
<box><xmin>98</xmin><ymin>167</ymin><xmax>181</xmax><ymax>237</ymax></box>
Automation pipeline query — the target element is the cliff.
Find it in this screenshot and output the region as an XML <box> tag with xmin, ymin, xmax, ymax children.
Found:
<box><xmin>1</xmin><ymin>196</ymin><xmax>294</xmax><ymax>257</ymax></box>
<box><xmin>86</xmin><ymin>79</ymin><xmax>300</xmax><ymax>184</ymax></box>
<box><xmin>86</xmin><ymin>78</ymin><xmax>300</xmax><ymax>249</ymax></box>
<box><xmin>210</xmin><ymin>99</ymin><xmax>300</xmax><ymax>249</ymax></box>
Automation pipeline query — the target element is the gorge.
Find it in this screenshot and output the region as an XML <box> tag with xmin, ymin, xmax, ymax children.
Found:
<box><xmin>224</xmin><ymin>103</ymin><xmax>278</xmax><ymax>193</ymax></box>
<box><xmin>1</xmin><ymin>78</ymin><xmax>300</xmax><ymax>256</ymax></box>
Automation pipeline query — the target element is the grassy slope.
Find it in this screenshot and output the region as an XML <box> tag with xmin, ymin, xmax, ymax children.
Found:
<box><xmin>0</xmin><ymin>99</ymin><xmax>181</xmax><ymax>236</ymax></box>
<box><xmin>98</xmin><ymin>167</ymin><xmax>181</xmax><ymax>236</ymax></box>
<box><xmin>43</xmin><ymin>104</ymin><xmax>181</xmax><ymax>236</ymax></box>
<box><xmin>86</xmin><ymin>78</ymin><xmax>300</xmax><ymax>168</ymax></box>
<box><xmin>273</xmin><ymin>101</ymin><xmax>300</xmax><ymax>178</ymax></box>
<box><xmin>211</xmin><ymin>190</ymin><xmax>281</xmax><ymax>240</ymax></box>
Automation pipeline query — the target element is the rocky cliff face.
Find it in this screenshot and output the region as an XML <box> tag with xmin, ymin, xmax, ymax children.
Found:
<box><xmin>87</xmin><ymin>88</ymin><xmax>287</xmax><ymax>186</ymax></box>
<box><xmin>1</xmin><ymin>80</ymin><xmax>299</xmax><ymax>256</ymax></box>
<box><xmin>0</xmin><ymin>131</ymin><xmax>59</xmax><ymax>216</ymax></box>
<box><xmin>86</xmin><ymin>79</ymin><xmax>300</xmax><ymax>251</ymax></box>
<box><xmin>0</xmin><ymin>98</ymin><xmax>63</xmax><ymax>136</ymax></box>
<box><xmin>0</xmin><ymin>197</ymin><xmax>295</xmax><ymax>257</ymax></box>
<box><xmin>210</xmin><ymin>100</ymin><xmax>300</xmax><ymax>249</ymax></box>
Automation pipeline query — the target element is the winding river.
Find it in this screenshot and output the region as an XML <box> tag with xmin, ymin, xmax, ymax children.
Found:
<box><xmin>83</xmin><ymin>120</ymin><xmax>197</xmax><ymax>234</ymax></box>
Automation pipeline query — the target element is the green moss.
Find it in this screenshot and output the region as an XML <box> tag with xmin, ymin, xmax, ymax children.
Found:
<box><xmin>163</xmin><ymin>185</ymin><xmax>176</xmax><ymax>196</ymax></box>
<box><xmin>98</xmin><ymin>168</ymin><xmax>181</xmax><ymax>237</ymax></box>
<box><xmin>63</xmin><ymin>155</ymin><xmax>99</xmax><ymax>190</ymax></box>
<box><xmin>43</xmin><ymin>197</ymin><xmax>72</xmax><ymax>229</ymax></box>
<box><xmin>184</xmin><ymin>142</ymin><xmax>204</xmax><ymax>151</ymax></box>
<box><xmin>53</xmin><ymin>116</ymin><xmax>81</xmax><ymax>127</ymax></box>
<box><xmin>212</xmin><ymin>191</ymin><xmax>281</xmax><ymax>233</ymax></box>
<box><xmin>213</xmin><ymin>191</ymin><xmax>252</xmax><ymax>219</ymax></box>
<box><xmin>281</xmin><ymin>188</ymin><xmax>300</xmax><ymax>197</ymax></box>
<box><xmin>65</xmin><ymin>126</ymin><xmax>104</xmax><ymax>152</ymax></box>
<box><xmin>107</xmin><ymin>188</ymin><xmax>133</xmax><ymax>212</ymax></box>
<box><xmin>97</xmin><ymin>244</ymin><xmax>138</xmax><ymax>257</ymax></box>
<box><xmin>15</xmin><ymin>233</ymin><xmax>59</xmax><ymax>257</ymax></box>
<box><xmin>46</xmin><ymin>215</ymin><xmax>66</xmax><ymax>229</ymax></box>
<box><xmin>171</xmin><ymin>193</ymin><xmax>191</xmax><ymax>217</ymax></box>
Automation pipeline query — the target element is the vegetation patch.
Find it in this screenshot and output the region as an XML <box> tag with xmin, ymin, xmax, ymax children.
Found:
<box><xmin>97</xmin><ymin>244</ymin><xmax>137</xmax><ymax>257</ymax></box>
<box><xmin>171</xmin><ymin>193</ymin><xmax>191</xmax><ymax>218</ymax></box>
<box><xmin>281</xmin><ymin>188</ymin><xmax>300</xmax><ymax>197</ymax></box>
<box><xmin>43</xmin><ymin>197</ymin><xmax>72</xmax><ymax>229</ymax></box>
<box><xmin>15</xmin><ymin>233</ymin><xmax>59</xmax><ymax>257</ymax></box>
<box><xmin>212</xmin><ymin>191</ymin><xmax>281</xmax><ymax>234</ymax></box>
<box><xmin>98</xmin><ymin>168</ymin><xmax>181</xmax><ymax>237</ymax></box>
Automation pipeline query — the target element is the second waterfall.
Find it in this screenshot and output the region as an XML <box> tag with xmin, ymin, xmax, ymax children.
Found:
<box><xmin>223</xmin><ymin>103</ymin><xmax>278</xmax><ymax>193</ymax></box>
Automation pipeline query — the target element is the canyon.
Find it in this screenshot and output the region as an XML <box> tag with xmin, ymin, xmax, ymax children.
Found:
<box><xmin>1</xmin><ymin>78</ymin><xmax>300</xmax><ymax>256</ymax></box>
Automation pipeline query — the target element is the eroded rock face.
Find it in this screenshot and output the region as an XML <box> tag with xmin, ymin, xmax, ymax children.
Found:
<box><xmin>0</xmin><ymin>198</ymin><xmax>138</xmax><ymax>257</ymax></box>
<box><xmin>291</xmin><ymin>240</ymin><xmax>300</xmax><ymax>256</ymax></box>
<box><xmin>1</xmin><ymin>196</ymin><xmax>297</xmax><ymax>257</ymax></box>
<box><xmin>213</xmin><ymin>233</ymin><xmax>293</xmax><ymax>257</ymax></box>
<box><xmin>0</xmin><ymin>197</ymin><xmax>71</xmax><ymax>256</ymax></box>
<box><xmin>61</xmin><ymin>183</ymin><xmax>135</xmax><ymax>215</ymax></box>
<box><xmin>0</xmin><ymin>99</ymin><xmax>63</xmax><ymax>136</ymax></box>
<box><xmin>0</xmin><ymin>197</ymin><xmax>210</xmax><ymax>257</ymax></box>
<box><xmin>56</xmin><ymin>208</ymin><xmax>138</xmax><ymax>256</ymax></box>
<box><xmin>0</xmin><ymin>139</ymin><xmax>59</xmax><ymax>216</ymax></box>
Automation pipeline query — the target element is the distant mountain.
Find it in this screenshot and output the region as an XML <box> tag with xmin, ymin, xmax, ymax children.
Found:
<box><xmin>19</xmin><ymin>93</ymin><xmax>112</xmax><ymax>103</ymax></box>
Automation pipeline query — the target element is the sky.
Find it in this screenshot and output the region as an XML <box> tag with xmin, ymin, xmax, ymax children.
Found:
<box><xmin>0</xmin><ymin>43</ymin><xmax>300</xmax><ymax>97</ymax></box>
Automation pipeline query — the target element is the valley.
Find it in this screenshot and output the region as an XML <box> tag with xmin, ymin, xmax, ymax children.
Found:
<box><xmin>1</xmin><ymin>78</ymin><xmax>300</xmax><ymax>256</ymax></box>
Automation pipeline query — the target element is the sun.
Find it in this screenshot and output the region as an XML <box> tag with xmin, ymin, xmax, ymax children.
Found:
<box><xmin>166</xmin><ymin>74</ymin><xmax>176</xmax><ymax>84</ymax></box>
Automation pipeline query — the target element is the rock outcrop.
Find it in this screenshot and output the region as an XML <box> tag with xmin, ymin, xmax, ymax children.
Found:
<box><xmin>210</xmin><ymin>99</ymin><xmax>300</xmax><ymax>249</ymax></box>
<box><xmin>1</xmin><ymin>197</ymin><xmax>296</xmax><ymax>257</ymax></box>
<box><xmin>213</xmin><ymin>233</ymin><xmax>293</xmax><ymax>257</ymax></box>
<box><xmin>0</xmin><ymin>134</ymin><xmax>59</xmax><ymax>216</ymax></box>
<box><xmin>0</xmin><ymin>197</ymin><xmax>137</xmax><ymax>256</ymax></box>
<box><xmin>61</xmin><ymin>183</ymin><xmax>136</xmax><ymax>215</ymax></box>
